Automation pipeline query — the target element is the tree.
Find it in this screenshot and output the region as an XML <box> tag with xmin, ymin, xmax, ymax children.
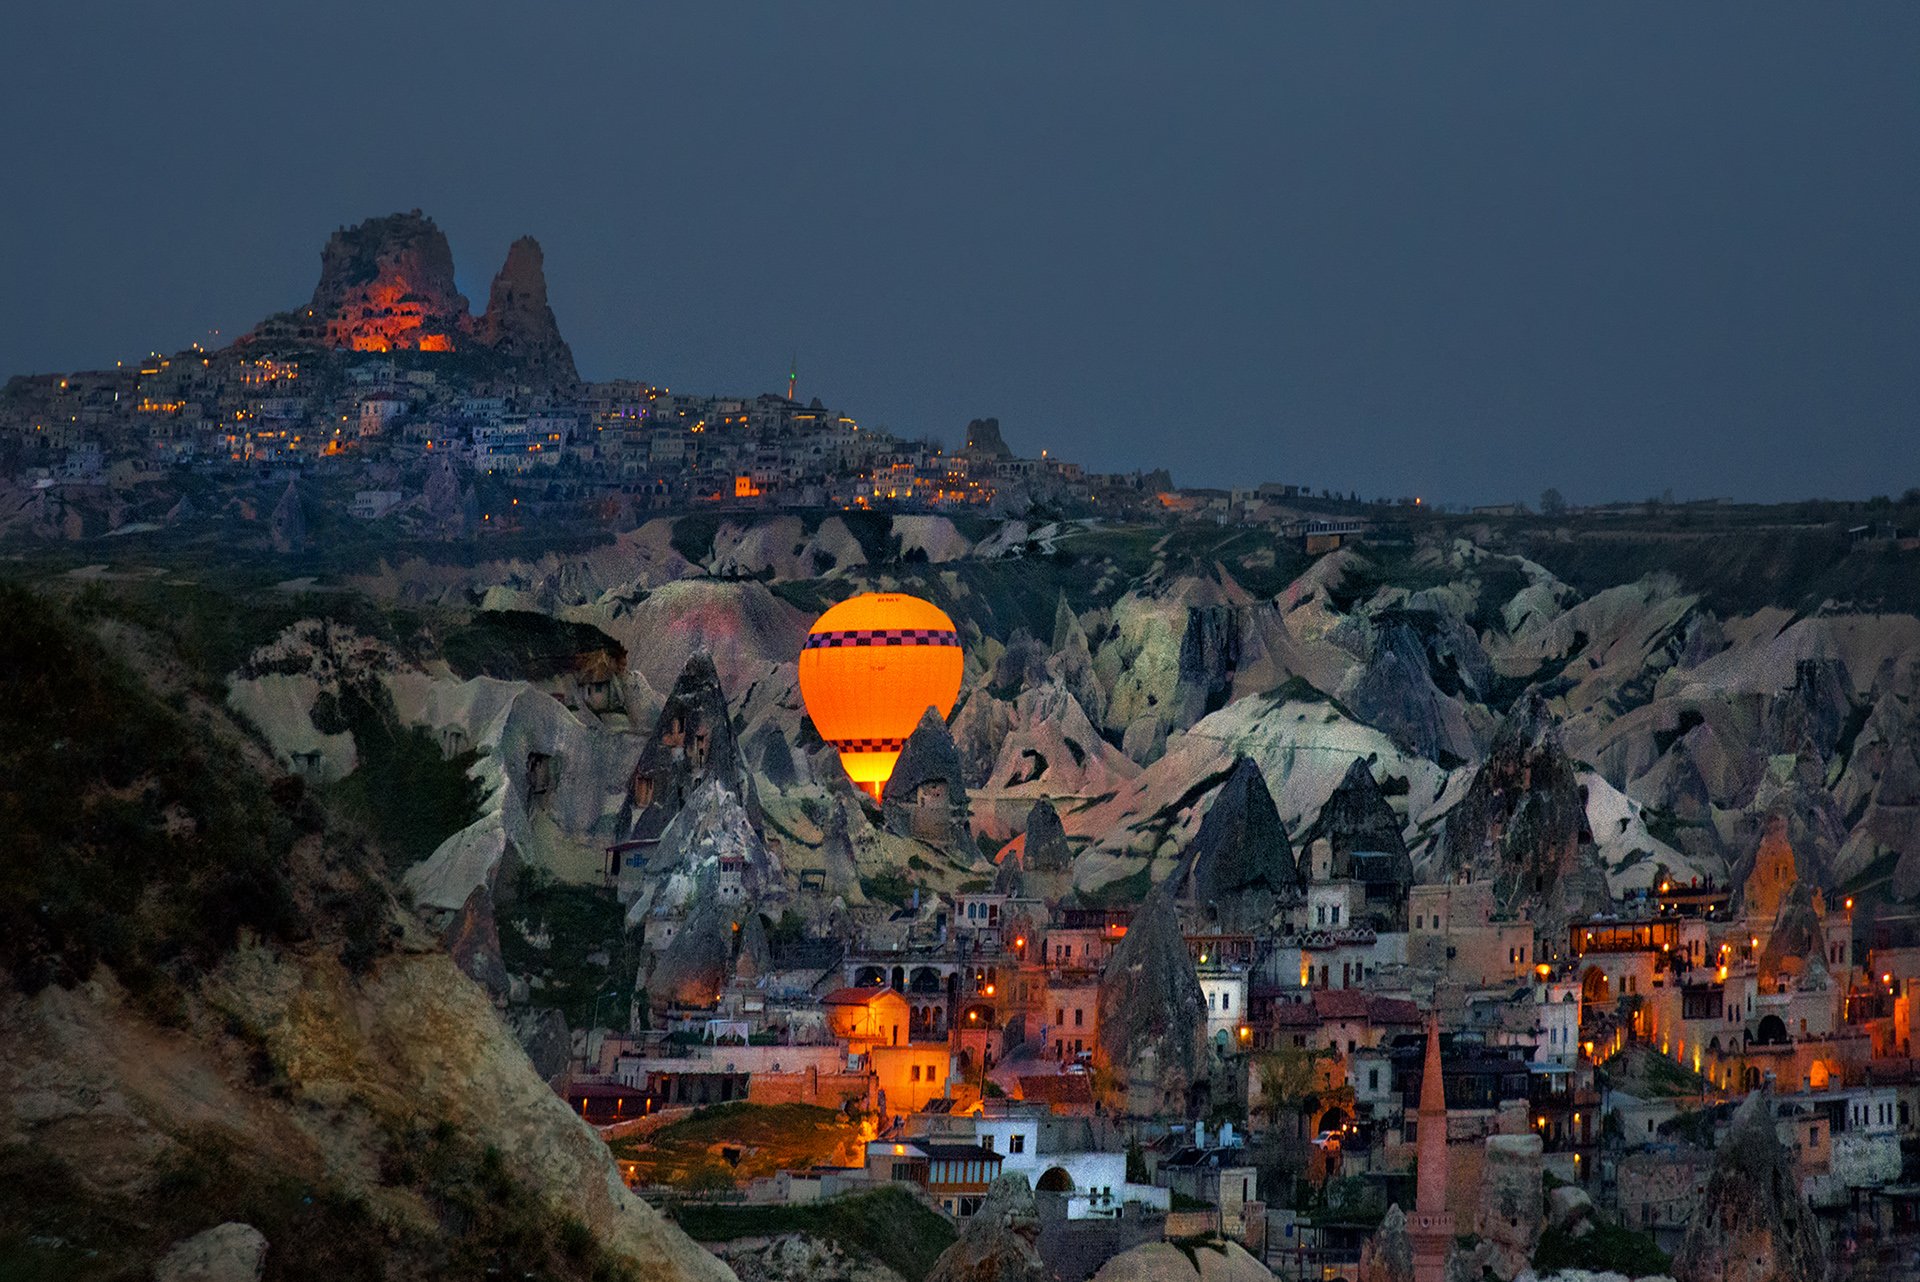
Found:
<box><xmin>1254</xmin><ymin>1044</ymin><xmax>1325</xmax><ymax>1138</ymax></box>
<box><xmin>1540</xmin><ymin>487</ymin><xmax>1567</xmax><ymax>516</ymax></box>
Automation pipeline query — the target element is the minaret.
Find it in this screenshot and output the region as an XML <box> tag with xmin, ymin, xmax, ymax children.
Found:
<box><xmin>787</xmin><ymin>354</ymin><xmax>797</xmax><ymax>402</ymax></box>
<box><xmin>1411</xmin><ymin>1012</ymin><xmax>1454</xmax><ymax>1282</ymax></box>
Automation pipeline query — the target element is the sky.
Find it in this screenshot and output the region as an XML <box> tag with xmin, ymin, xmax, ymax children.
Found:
<box><xmin>2</xmin><ymin>3</ymin><xmax>1916</xmax><ymax>507</ymax></box>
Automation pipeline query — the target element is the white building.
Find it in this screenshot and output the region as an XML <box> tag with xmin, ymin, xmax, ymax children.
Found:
<box><xmin>1198</xmin><ymin>968</ymin><xmax>1250</xmax><ymax>1045</ymax></box>
<box><xmin>349</xmin><ymin>489</ymin><xmax>404</xmax><ymax>519</ymax></box>
<box><xmin>972</xmin><ymin>1104</ymin><xmax>1169</xmax><ymax>1219</ymax></box>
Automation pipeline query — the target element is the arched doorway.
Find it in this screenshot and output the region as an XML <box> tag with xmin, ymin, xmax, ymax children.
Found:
<box><xmin>1581</xmin><ymin>967</ymin><xmax>1611</xmax><ymax>1004</ymax></box>
<box><xmin>854</xmin><ymin>965</ymin><xmax>886</xmax><ymax>988</ymax></box>
<box><xmin>1318</xmin><ymin>1106</ymin><xmax>1349</xmax><ymax>1135</ymax></box>
<box><xmin>1036</xmin><ymin>1167</ymin><xmax>1074</xmax><ymax>1193</ymax></box>
<box><xmin>1755</xmin><ymin>1014</ymin><xmax>1788</xmax><ymax>1046</ymax></box>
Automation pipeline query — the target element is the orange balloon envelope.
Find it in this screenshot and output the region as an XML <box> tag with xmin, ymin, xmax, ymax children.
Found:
<box><xmin>799</xmin><ymin>592</ymin><xmax>963</xmax><ymax>800</ymax></box>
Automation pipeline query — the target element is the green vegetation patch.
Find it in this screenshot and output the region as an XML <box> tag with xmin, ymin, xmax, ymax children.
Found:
<box><xmin>498</xmin><ymin>869</ymin><xmax>637</xmax><ymax>1028</ymax></box>
<box><xmin>1598</xmin><ymin>1044</ymin><xmax>1710</xmax><ymax>1099</ymax></box>
<box><xmin>73</xmin><ymin>578</ymin><xmax>423</xmax><ymax>692</ymax></box>
<box><xmin>0</xmin><ymin>581</ymin><xmax>302</xmax><ymax>999</ymax></box>
<box><xmin>611</xmin><ymin>1102</ymin><xmax>863</xmax><ymax>1189</ymax></box>
<box><xmin>1533</xmin><ymin>1219</ymin><xmax>1671</xmax><ymax>1278</ymax></box>
<box><xmin>314</xmin><ymin>678</ymin><xmax>484</xmax><ymax>876</ymax></box>
<box><xmin>670</xmin><ymin>1186</ymin><xmax>955</xmax><ymax>1282</ymax></box>
<box><xmin>1080</xmin><ymin>864</ymin><xmax>1153</xmax><ymax>907</ymax></box>
<box><xmin>670</xmin><ymin>513</ymin><xmax>726</xmax><ymax>564</ymax></box>
<box><xmin>860</xmin><ymin>868</ymin><xmax>915</xmax><ymax>908</ymax></box>
<box><xmin>440</xmin><ymin>609</ymin><xmax>626</xmax><ymax>682</ymax></box>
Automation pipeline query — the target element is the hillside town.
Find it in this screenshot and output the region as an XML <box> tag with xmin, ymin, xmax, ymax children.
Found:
<box><xmin>5</xmin><ymin>211</ymin><xmax>1920</xmax><ymax>1282</ymax></box>
<box><xmin>0</xmin><ymin>213</ymin><xmax>1193</xmax><ymax>542</ymax></box>
<box><xmin>526</xmin><ymin>634</ymin><xmax>1912</xmax><ymax>1282</ymax></box>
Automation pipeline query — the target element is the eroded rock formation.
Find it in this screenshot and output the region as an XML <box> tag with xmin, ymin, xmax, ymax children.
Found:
<box><xmin>884</xmin><ymin>707</ymin><xmax>978</xmax><ymax>857</ymax></box>
<box><xmin>1176</xmin><ymin>757</ymin><xmax>1299</xmax><ymax>928</ymax></box>
<box><xmin>474</xmin><ymin>236</ymin><xmax>579</xmax><ymax>387</ymax></box>
<box><xmin>924</xmin><ymin>1172</ymin><xmax>1046</xmax><ymax>1282</ymax></box>
<box><xmin>241</xmin><ymin>211</ymin><xmax>578</xmax><ymax>386</ymax></box>
<box><xmin>628</xmin><ymin>651</ymin><xmax>748</xmax><ymax>841</ymax></box>
<box><xmin>1094</xmin><ymin>886</ymin><xmax>1208</xmax><ymax>1116</ymax></box>
<box><xmin>1435</xmin><ymin>694</ymin><xmax>1609</xmax><ymax>932</ymax></box>
<box><xmin>1673</xmin><ymin>1093</ymin><xmax>1827</xmax><ymax>1282</ymax></box>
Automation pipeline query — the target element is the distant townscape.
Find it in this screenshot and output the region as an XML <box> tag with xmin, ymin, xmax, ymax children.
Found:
<box><xmin>4</xmin><ymin>213</ymin><xmax>1920</xmax><ymax>1282</ymax></box>
<box><xmin>0</xmin><ymin>211</ymin><xmax>1186</xmax><ymax>542</ymax></box>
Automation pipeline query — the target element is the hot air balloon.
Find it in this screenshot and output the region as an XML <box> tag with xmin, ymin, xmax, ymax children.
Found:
<box><xmin>798</xmin><ymin>592</ymin><xmax>963</xmax><ymax>801</ymax></box>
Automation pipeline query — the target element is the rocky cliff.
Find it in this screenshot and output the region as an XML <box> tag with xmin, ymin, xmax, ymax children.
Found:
<box><xmin>242</xmin><ymin>211</ymin><xmax>578</xmax><ymax>386</ymax></box>
<box><xmin>304</xmin><ymin>210</ymin><xmax>469</xmax><ymax>353</ymax></box>
<box><xmin>0</xmin><ymin>585</ymin><xmax>729</xmax><ymax>1282</ymax></box>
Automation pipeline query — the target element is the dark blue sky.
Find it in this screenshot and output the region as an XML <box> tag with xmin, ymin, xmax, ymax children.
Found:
<box><xmin>4</xmin><ymin>3</ymin><xmax>1916</xmax><ymax>505</ymax></box>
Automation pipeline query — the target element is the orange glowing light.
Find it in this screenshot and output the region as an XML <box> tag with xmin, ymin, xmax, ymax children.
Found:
<box><xmin>798</xmin><ymin>593</ymin><xmax>963</xmax><ymax>801</ymax></box>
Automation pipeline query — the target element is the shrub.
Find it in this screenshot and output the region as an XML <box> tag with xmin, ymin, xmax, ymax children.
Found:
<box><xmin>0</xmin><ymin>582</ymin><xmax>300</xmax><ymax>994</ymax></box>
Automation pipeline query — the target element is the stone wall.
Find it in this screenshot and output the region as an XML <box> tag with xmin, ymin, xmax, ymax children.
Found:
<box><xmin>749</xmin><ymin>1067</ymin><xmax>872</xmax><ymax>1108</ymax></box>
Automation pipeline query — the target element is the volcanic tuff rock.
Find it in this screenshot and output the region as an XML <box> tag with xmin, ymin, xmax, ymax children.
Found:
<box><xmin>1356</xmin><ymin>1204</ymin><xmax>1414</xmax><ymax>1282</ymax></box>
<box><xmin>1050</xmin><ymin>595</ymin><xmax>1108</xmax><ymax>727</ymax></box>
<box><xmin>628</xmin><ymin>652</ymin><xmax>750</xmax><ymax>842</ymax></box>
<box><xmin>1088</xmin><ymin>1241</ymin><xmax>1275</xmax><ymax>1282</ymax></box>
<box><xmin>713</xmin><ymin>1233</ymin><xmax>906</xmax><ymax>1282</ymax></box>
<box><xmin>924</xmin><ymin>1172</ymin><xmax>1046</xmax><ymax>1282</ymax></box>
<box><xmin>1472</xmin><ymin>1133</ymin><xmax>1545</xmax><ymax>1280</ymax></box>
<box><xmin>884</xmin><ymin>707</ymin><xmax>979</xmax><ymax>857</ymax></box>
<box><xmin>644</xmin><ymin>896</ymin><xmax>736</xmax><ymax>1010</ymax></box>
<box><xmin>1434</xmin><ymin>693</ymin><xmax>1610</xmax><ymax>932</ymax></box>
<box><xmin>1094</xmin><ymin>886</ymin><xmax>1208</xmax><ymax>1116</ymax></box>
<box><xmin>269</xmin><ymin>478</ymin><xmax>307</xmax><ymax>554</ymax></box>
<box><xmin>1021</xmin><ymin>799</ymin><xmax>1072</xmax><ymax>873</ymax></box>
<box><xmin>154</xmin><ymin>1222</ymin><xmax>268</xmax><ymax>1282</ymax></box>
<box><xmin>0</xmin><ymin>945</ymin><xmax>730</xmax><ymax>1282</ymax></box>
<box><xmin>979</xmin><ymin>680</ymin><xmax>1138</xmax><ymax>800</ymax></box>
<box><xmin>241</xmin><ymin>212</ymin><xmax>580</xmax><ymax>385</ymax></box>
<box><xmin>1299</xmin><ymin>756</ymin><xmax>1411</xmax><ymax>878</ymax></box>
<box><xmin>1672</xmin><ymin>1093</ymin><xmax>1827</xmax><ymax>1282</ymax></box>
<box><xmin>962</xmin><ymin>416</ymin><xmax>1014</xmax><ymax>460</ymax></box>
<box><xmin>473</xmin><ymin>235</ymin><xmax>579</xmax><ymax>387</ymax></box>
<box><xmin>1099</xmin><ymin>575</ymin><xmax>1254</xmax><ymax>758</ymax></box>
<box><xmin>994</xmin><ymin>799</ymin><xmax>1074</xmax><ymax>900</ymax></box>
<box><xmin>508</xmin><ymin>1005</ymin><xmax>572</xmax><ymax>1084</ymax></box>
<box><xmin>640</xmin><ymin>778</ymin><xmax>781</xmax><ymax>912</ymax></box>
<box><xmin>1175</xmin><ymin>604</ymin><xmax>1246</xmax><ymax>725</ymax></box>
<box><xmin>444</xmin><ymin>882</ymin><xmax>512</xmax><ymax>1000</ymax></box>
<box><xmin>1176</xmin><ymin>757</ymin><xmax>1300</xmax><ymax>928</ymax></box>
<box><xmin>301</xmin><ymin>211</ymin><xmax>469</xmax><ymax>352</ymax></box>
<box><xmin>1339</xmin><ymin>609</ymin><xmax>1490</xmax><ymax>765</ymax></box>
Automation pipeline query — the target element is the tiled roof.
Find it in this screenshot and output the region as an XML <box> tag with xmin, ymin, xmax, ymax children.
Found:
<box><xmin>1312</xmin><ymin>989</ymin><xmax>1370</xmax><ymax>1019</ymax></box>
<box><xmin>1017</xmin><ymin>1075</ymin><xmax>1095</xmax><ymax>1108</ymax></box>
